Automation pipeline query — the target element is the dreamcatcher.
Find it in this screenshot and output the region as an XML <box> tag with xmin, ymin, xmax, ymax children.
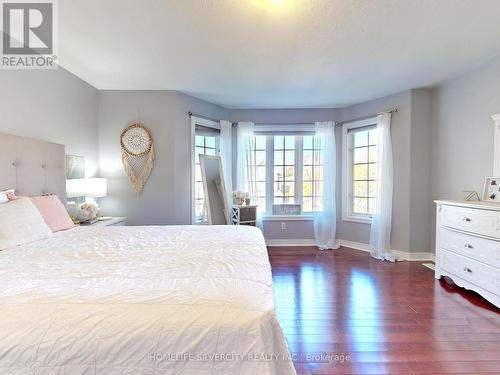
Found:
<box><xmin>120</xmin><ymin>123</ymin><xmax>155</xmax><ymax>193</ymax></box>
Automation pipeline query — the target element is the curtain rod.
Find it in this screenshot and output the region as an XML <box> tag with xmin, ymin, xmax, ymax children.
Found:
<box><xmin>188</xmin><ymin>111</ymin><xmax>221</xmax><ymax>124</ymax></box>
<box><xmin>338</xmin><ymin>108</ymin><xmax>398</xmax><ymax>125</ymax></box>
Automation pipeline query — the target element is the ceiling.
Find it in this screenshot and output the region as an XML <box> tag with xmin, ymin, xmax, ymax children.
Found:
<box><xmin>59</xmin><ymin>0</ymin><xmax>500</xmax><ymax>108</ymax></box>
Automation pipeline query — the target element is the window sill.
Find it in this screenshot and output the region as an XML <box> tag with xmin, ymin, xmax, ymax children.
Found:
<box><xmin>342</xmin><ymin>215</ymin><xmax>372</xmax><ymax>224</ymax></box>
<box><xmin>262</xmin><ymin>214</ymin><xmax>314</xmax><ymax>221</ymax></box>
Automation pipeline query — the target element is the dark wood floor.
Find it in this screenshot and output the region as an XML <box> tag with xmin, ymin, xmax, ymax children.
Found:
<box><xmin>268</xmin><ymin>246</ymin><xmax>500</xmax><ymax>375</ymax></box>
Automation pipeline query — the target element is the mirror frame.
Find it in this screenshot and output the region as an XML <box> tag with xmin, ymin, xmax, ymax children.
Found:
<box><xmin>199</xmin><ymin>154</ymin><xmax>230</xmax><ymax>225</ymax></box>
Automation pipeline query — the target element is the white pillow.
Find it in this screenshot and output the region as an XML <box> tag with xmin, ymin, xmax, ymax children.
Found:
<box><xmin>0</xmin><ymin>198</ymin><xmax>54</xmax><ymax>250</ymax></box>
<box><xmin>0</xmin><ymin>189</ymin><xmax>14</xmax><ymax>204</ymax></box>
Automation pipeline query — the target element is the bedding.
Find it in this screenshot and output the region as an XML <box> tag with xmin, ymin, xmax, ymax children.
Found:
<box><xmin>0</xmin><ymin>198</ymin><xmax>53</xmax><ymax>250</ymax></box>
<box><xmin>0</xmin><ymin>225</ymin><xmax>296</xmax><ymax>375</ymax></box>
<box><xmin>30</xmin><ymin>195</ymin><xmax>75</xmax><ymax>232</ymax></box>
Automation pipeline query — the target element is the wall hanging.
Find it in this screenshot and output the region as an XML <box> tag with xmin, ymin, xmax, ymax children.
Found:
<box><xmin>120</xmin><ymin>123</ymin><xmax>155</xmax><ymax>193</ymax></box>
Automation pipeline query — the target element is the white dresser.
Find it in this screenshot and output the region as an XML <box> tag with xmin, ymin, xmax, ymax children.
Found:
<box><xmin>435</xmin><ymin>200</ymin><xmax>500</xmax><ymax>307</ymax></box>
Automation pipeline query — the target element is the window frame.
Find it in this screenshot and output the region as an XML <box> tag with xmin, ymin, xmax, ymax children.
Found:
<box><xmin>342</xmin><ymin>117</ymin><xmax>377</xmax><ymax>224</ymax></box>
<box><xmin>190</xmin><ymin>116</ymin><xmax>220</xmax><ymax>224</ymax></box>
<box><xmin>253</xmin><ymin>132</ymin><xmax>324</xmax><ymax>217</ymax></box>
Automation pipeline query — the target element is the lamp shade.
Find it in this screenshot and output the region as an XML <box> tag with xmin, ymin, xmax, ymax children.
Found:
<box><xmin>66</xmin><ymin>178</ymin><xmax>108</xmax><ymax>198</ymax></box>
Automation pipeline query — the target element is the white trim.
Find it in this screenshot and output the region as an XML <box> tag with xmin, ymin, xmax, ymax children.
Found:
<box><xmin>266</xmin><ymin>239</ymin><xmax>316</xmax><ymax>246</ymax></box>
<box><xmin>190</xmin><ymin>116</ymin><xmax>219</xmax><ymax>224</ymax></box>
<box><xmin>492</xmin><ymin>113</ymin><xmax>500</xmax><ymax>176</ymax></box>
<box><xmin>341</xmin><ymin>117</ymin><xmax>377</xmax><ymax>224</ymax></box>
<box><xmin>264</xmin><ymin>238</ymin><xmax>435</xmax><ymax>261</ymax></box>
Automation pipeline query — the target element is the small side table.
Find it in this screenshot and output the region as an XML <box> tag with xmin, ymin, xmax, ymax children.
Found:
<box><xmin>231</xmin><ymin>205</ymin><xmax>257</xmax><ymax>226</ymax></box>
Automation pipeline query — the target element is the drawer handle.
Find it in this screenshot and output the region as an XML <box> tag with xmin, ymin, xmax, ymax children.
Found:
<box><xmin>463</xmin><ymin>267</ymin><xmax>472</xmax><ymax>273</ymax></box>
<box><xmin>462</xmin><ymin>217</ymin><xmax>472</xmax><ymax>222</ymax></box>
<box><xmin>464</xmin><ymin>243</ymin><xmax>473</xmax><ymax>249</ymax></box>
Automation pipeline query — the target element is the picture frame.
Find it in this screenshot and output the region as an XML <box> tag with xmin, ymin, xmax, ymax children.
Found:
<box><xmin>482</xmin><ymin>177</ymin><xmax>500</xmax><ymax>202</ymax></box>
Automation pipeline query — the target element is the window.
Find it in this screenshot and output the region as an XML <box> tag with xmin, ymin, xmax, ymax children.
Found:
<box><xmin>191</xmin><ymin>116</ymin><xmax>220</xmax><ymax>224</ymax></box>
<box><xmin>342</xmin><ymin>118</ymin><xmax>378</xmax><ymax>223</ymax></box>
<box><xmin>247</xmin><ymin>133</ymin><xmax>324</xmax><ymax>215</ymax></box>
<box><xmin>194</xmin><ymin>134</ymin><xmax>219</xmax><ymax>222</ymax></box>
<box><xmin>302</xmin><ymin>135</ymin><xmax>323</xmax><ymax>212</ymax></box>
<box><xmin>249</xmin><ymin>135</ymin><xmax>267</xmax><ymax>213</ymax></box>
<box><xmin>273</xmin><ymin>136</ymin><xmax>295</xmax><ymax>204</ymax></box>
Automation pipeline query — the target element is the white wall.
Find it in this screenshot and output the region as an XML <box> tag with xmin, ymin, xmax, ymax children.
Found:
<box><xmin>0</xmin><ymin>68</ymin><xmax>99</xmax><ymax>176</ymax></box>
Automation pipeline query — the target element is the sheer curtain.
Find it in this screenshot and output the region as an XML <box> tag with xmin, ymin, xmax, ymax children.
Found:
<box><xmin>314</xmin><ymin>121</ymin><xmax>339</xmax><ymax>250</ymax></box>
<box><xmin>369</xmin><ymin>113</ymin><xmax>395</xmax><ymax>261</ymax></box>
<box><xmin>219</xmin><ymin>120</ymin><xmax>233</xmax><ymax>212</ymax></box>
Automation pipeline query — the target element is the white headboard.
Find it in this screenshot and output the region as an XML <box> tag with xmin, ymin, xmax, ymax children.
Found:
<box><xmin>0</xmin><ymin>132</ymin><xmax>66</xmax><ymax>202</ymax></box>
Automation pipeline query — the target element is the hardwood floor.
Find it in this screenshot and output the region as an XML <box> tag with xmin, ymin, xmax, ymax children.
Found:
<box><xmin>268</xmin><ymin>246</ymin><xmax>500</xmax><ymax>375</ymax></box>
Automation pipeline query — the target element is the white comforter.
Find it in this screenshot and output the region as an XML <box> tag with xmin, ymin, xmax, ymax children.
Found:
<box><xmin>0</xmin><ymin>225</ymin><xmax>296</xmax><ymax>375</ymax></box>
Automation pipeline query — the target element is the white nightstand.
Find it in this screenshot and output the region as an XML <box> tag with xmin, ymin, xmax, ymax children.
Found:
<box><xmin>80</xmin><ymin>217</ymin><xmax>127</xmax><ymax>227</ymax></box>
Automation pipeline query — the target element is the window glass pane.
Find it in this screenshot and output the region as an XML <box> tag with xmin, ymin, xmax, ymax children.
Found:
<box><xmin>303</xmin><ymin>135</ymin><xmax>313</xmax><ymax>149</ymax></box>
<box><xmin>368</xmin><ymin>198</ymin><xmax>376</xmax><ymax>214</ymax></box>
<box><xmin>303</xmin><ymin>166</ymin><xmax>313</xmax><ymax>180</ymax></box>
<box><xmin>195</xmin><ymin>135</ymin><xmax>204</xmax><ymax>147</ymax></box>
<box><xmin>369</xmin><ymin>146</ymin><xmax>377</xmax><ymax>163</ymax></box>
<box><xmin>284</xmin><ymin>165</ymin><xmax>295</xmax><ymax>181</ymax></box>
<box><xmin>314</xmin><ymin>150</ymin><xmax>323</xmax><ymax>165</ymax></box>
<box><xmin>369</xmin><ymin>164</ymin><xmax>377</xmax><ymax>180</ymax></box>
<box><xmin>303</xmin><ymin>181</ymin><xmax>312</xmax><ymax>197</ymax></box>
<box><xmin>284</xmin><ymin>150</ymin><xmax>294</xmax><ymax>165</ymax></box>
<box><xmin>284</xmin><ymin>136</ymin><xmax>295</xmax><ymax>149</ymax></box>
<box><xmin>195</xmin><ymin>146</ymin><xmax>204</xmax><ymax>158</ymax></box>
<box><xmin>354</xmin><ymin>131</ymin><xmax>368</xmax><ymax>147</ymax></box>
<box><xmin>255</xmin><ymin>136</ymin><xmax>266</xmax><ymax>150</ymax></box>
<box><xmin>354</xmin><ymin>181</ymin><xmax>368</xmax><ymax>197</ymax></box>
<box><xmin>314</xmin><ymin>181</ymin><xmax>323</xmax><ymax>197</ymax></box>
<box><xmin>205</xmin><ymin>148</ymin><xmax>216</xmax><ymax>156</ymax></box>
<box><xmin>303</xmin><ymin>197</ymin><xmax>312</xmax><ymax>212</ymax></box>
<box><xmin>284</xmin><ymin>182</ymin><xmax>295</xmax><ymax>198</ymax></box>
<box><xmin>255</xmin><ymin>150</ymin><xmax>266</xmax><ymax>166</ymax></box>
<box><xmin>274</xmin><ymin>136</ymin><xmax>284</xmax><ymax>149</ymax></box>
<box><xmin>274</xmin><ymin>166</ymin><xmax>284</xmax><ymax>181</ymax></box>
<box><xmin>257</xmin><ymin>182</ymin><xmax>266</xmax><ymax>197</ymax></box>
<box><xmin>274</xmin><ymin>151</ymin><xmax>283</xmax><ymax>165</ymax></box>
<box><xmin>205</xmin><ymin>136</ymin><xmax>216</xmax><ymax>149</ymax></box>
<box><xmin>353</xmin><ymin>197</ymin><xmax>368</xmax><ymax>214</ymax></box>
<box><xmin>354</xmin><ymin>147</ymin><xmax>368</xmax><ymax>164</ymax></box>
<box><xmin>314</xmin><ymin>166</ymin><xmax>323</xmax><ymax>181</ymax></box>
<box><xmin>369</xmin><ymin>129</ymin><xmax>378</xmax><ymax>145</ymax></box>
<box><xmin>274</xmin><ymin>197</ymin><xmax>284</xmax><ymax>204</ymax></box>
<box><xmin>369</xmin><ymin>181</ymin><xmax>376</xmax><ymax>197</ymax></box>
<box><xmin>354</xmin><ymin>164</ymin><xmax>368</xmax><ymax>180</ymax></box>
<box><xmin>257</xmin><ymin>166</ymin><xmax>266</xmax><ymax>181</ymax></box>
<box><xmin>303</xmin><ymin>150</ymin><xmax>313</xmax><ymax>165</ymax></box>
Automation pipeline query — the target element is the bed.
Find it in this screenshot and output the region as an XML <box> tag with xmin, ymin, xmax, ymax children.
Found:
<box><xmin>0</xmin><ymin>133</ymin><xmax>296</xmax><ymax>375</ymax></box>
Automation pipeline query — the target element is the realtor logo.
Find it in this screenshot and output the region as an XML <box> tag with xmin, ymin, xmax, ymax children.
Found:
<box><xmin>1</xmin><ymin>0</ymin><xmax>57</xmax><ymax>69</ymax></box>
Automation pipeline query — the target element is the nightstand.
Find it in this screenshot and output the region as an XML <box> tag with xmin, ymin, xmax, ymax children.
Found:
<box><xmin>231</xmin><ymin>205</ymin><xmax>257</xmax><ymax>226</ymax></box>
<box><xmin>80</xmin><ymin>217</ymin><xmax>127</xmax><ymax>227</ymax></box>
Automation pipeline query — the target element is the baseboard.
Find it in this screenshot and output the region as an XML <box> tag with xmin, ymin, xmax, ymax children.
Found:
<box><xmin>266</xmin><ymin>239</ymin><xmax>316</xmax><ymax>246</ymax></box>
<box><xmin>266</xmin><ymin>238</ymin><xmax>435</xmax><ymax>261</ymax></box>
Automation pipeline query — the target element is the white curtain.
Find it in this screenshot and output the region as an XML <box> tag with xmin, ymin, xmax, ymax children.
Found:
<box><xmin>313</xmin><ymin>121</ymin><xmax>339</xmax><ymax>250</ymax></box>
<box><xmin>219</xmin><ymin>120</ymin><xmax>233</xmax><ymax>212</ymax></box>
<box><xmin>236</xmin><ymin>122</ymin><xmax>261</xmax><ymax>227</ymax></box>
<box><xmin>369</xmin><ymin>113</ymin><xmax>395</xmax><ymax>261</ymax></box>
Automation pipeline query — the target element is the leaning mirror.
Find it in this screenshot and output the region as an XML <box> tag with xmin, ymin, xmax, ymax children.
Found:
<box><xmin>199</xmin><ymin>155</ymin><xmax>229</xmax><ymax>225</ymax></box>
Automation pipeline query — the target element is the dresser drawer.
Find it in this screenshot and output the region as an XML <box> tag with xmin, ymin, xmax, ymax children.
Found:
<box><xmin>439</xmin><ymin>248</ymin><xmax>500</xmax><ymax>296</ymax></box>
<box><xmin>440</xmin><ymin>228</ymin><xmax>500</xmax><ymax>268</ymax></box>
<box><xmin>441</xmin><ymin>205</ymin><xmax>500</xmax><ymax>238</ymax></box>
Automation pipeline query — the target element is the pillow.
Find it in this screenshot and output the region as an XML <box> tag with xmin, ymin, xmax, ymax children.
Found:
<box><xmin>0</xmin><ymin>198</ymin><xmax>54</xmax><ymax>250</ymax></box>
<box><xmin>0</xmin><ymin>189</ymin><xmax>14</xmax><ymax>204</ymax></box>
<box><xmin>30</xmin><ymin>195</ymin><xmax>75</xmax><ymax>232</ymax></box>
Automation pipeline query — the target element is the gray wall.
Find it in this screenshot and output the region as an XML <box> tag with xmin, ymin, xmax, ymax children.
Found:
<box><xmin>98</xmin><ymin>90</ymin><xmax>227</xmax><ymax>225</ymax></box>
<box><xmin>339</xmin><ymin>91</ymin><xmax>413</xmax><ymax>252</ymax></box>
<box><xmin>0</xmin><ymin>68</ymin><xmax>99</xmax><ymax>176</ymax></box>
<box><xmin>430</xmin><ymin>54</ymin><xmax>500</xmax><ymax>250</ymax></box>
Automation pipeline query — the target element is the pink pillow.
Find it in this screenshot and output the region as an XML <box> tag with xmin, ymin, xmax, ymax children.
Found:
<box><xmin>30</xmin><ymin>196</ymin><xmax>75</xmax><ymax>232</ymax></box>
